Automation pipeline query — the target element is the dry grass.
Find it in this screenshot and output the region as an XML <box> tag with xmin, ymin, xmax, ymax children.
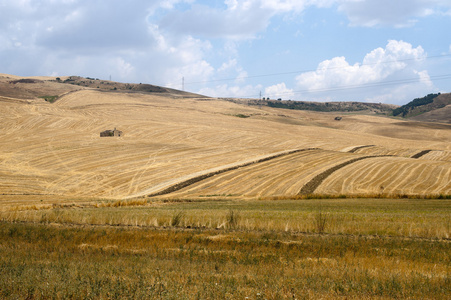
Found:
<box><xmin>0</xmin><ymin>220</ymin><xmax>449</xmax><ymax>299</ymax></box>
<box><xmin>2</xmin><ymin>198</ymin><xmax>450</xmax><ymax>239</ymax></box>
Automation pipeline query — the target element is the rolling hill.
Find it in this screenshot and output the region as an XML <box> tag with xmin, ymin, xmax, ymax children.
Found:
<box><xmin>392</xmin><ymin>93</ymin><xmax>451</xmax><ymax>123</ymax></box>
<box><xmin>409</xmin><ymin>93</ymin><xmax>451</xmax><ymax>123</ymax></box>
<box><xmin>0</xmin><ymin>73</ymin><xmax>450</xmax><ymax>201</ymax></box>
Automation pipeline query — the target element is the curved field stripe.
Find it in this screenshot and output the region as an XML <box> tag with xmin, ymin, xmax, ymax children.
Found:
<box><xmin>411</xmin><ymin>150</ymin><xmax>432</xmax><ymax>159</ymax></box>
<box><xmin>317</xmin><ymin>157</ymin><xmax>451</xmax><ymax>195</ymax></box>
<box><xmin>420</xmin><ymin>150</ymin><xmax>451</xmax><ymax>162</ymax></box>
<box><xmin>146</xmin><ymin>148</ymin><xmax>318</xmax><ymax>197</ymax></box>
<box><xmin>348</xmin><ymin>145</ymin><xmax>375</xmax><ymax>153</ymax></box>
<box><xmin>161</xmin><ymin>150</ymin><xmax>342</xmax><ymax>198</ymax></box>
<box><xmin>298</xmin><ymin>155</ymin><xmax>390</xmax><ymax>195</ymax></box>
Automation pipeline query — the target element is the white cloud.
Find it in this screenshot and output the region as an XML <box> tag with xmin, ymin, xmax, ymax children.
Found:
<box><xmin>0</xmin><ymin>0</ymin><xmax>216</xmax><ymax>87</ymax></box>
<box><xmin>0</xmin><ymin>0</ymin><xmax>448</xmax><ymax>105</ymax></box>
<box><xmin>157</xmin><ymin>0</ymin><xmax>337</xmax><ymax>39</ymax></box>
<box><xmin>198</xmin><ymin>83</ymin><xmax>262</xmax><ymax>98</ymax></box>
<box><xmin>414</xmin><ymin>70</ymin><xmax>433</xmax><ymax>87</ymax></box>
<box><xmin>218</xmin><ymin>59</ymin><xmax>239</xmax><ymax>73</ymax></box>
<box><xmin>265</xmin><ymin>83</ymin><xmax>294</xmax><ymax>99</ymax></box>
<box><xmin>295</xmin><ymin>40</ymin><xmax>433</xmax><ymax>104</ymax></box>
<box><xmin>296</xmin><ymin>40</ymin><xmax>426</xmax><ymax>89</ymax></box>
<box><xmin>159</xmin><ymin>0</ymin><xmax>195</xmax><ymax>10</ymax></box>
<box><xmin>260</xmin><ymin>0</ymin><xmax>307</xmax><ymax>12</ymax></box>
<box><xmin>136</xmin><ymin>31</ymin><xmax>214</xmax><ymax>88</ymax></box>
<box><xmin>114</xmin><ymin>58</ymin><xmax>134</xmax><ymax>79</ymax></box>
<box><xmin>158</xmin><ymin>3</ymin><xmax>272</xmax><ymax>39</ymax></box>
<box><xmin>217</xmin><ymin>59</ymin><xmax>248</xmax><ymax>84</ymax></box>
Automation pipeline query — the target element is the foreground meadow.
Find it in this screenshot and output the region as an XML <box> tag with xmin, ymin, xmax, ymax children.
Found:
<box><xmin>1</xmin><ymin>198</ymin><xmax>450</xmax><ymax>299</ymax></box>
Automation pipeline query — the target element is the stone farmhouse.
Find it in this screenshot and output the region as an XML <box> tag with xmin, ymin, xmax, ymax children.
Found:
<box><xmin>100</xmin><ymin>128</ymin><xmax>123</xmax><ymax>137</ymax></box>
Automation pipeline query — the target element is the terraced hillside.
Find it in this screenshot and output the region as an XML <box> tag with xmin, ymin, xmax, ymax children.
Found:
<box><xmin>1</xmin><ymin>74</ymin><xmax>450</xmax><ymax>200</ymax></box>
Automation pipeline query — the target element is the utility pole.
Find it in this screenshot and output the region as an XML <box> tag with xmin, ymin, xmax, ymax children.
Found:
<box><xmin>182</xmin><ymin>77</ymin><xmax>184</xmax><ymax>91</ymax></box>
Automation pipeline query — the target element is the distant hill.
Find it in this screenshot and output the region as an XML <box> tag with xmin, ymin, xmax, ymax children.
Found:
<box><xmin>60</xmin><ymin>76</ymin><xmax>207</xmax><ymax>98</ymax></box>
<box><xmin>224</xmin><ymin>98</ymin><xmax>397</xmax><ymax>115</ymax></box>
<box><xmin>409</xmin><ymin>94</ymin><xmax>451</xmax><ymax>124</ymax></box>
<box><xmin>393</xmin><ymin>93</ymin><xmax>451</xmax><ymax>124</ymax></box>
<box><xmin>1</xmin><ymin>73</ymin><xmax>448</xmax><ymax>123</ymax></box>
<box><xmin>0</xmin><ymin>74</ymin><xmax>207</xmax><ymax>102</ymax></box>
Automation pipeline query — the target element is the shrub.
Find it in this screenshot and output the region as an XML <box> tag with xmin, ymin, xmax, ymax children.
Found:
<box><xmin>234</xmin><ymin>114</ymin><xmax>250</xmax><ymax>118</ymax></box>
<box><xmin>171</xmin><ymin>211</ymin><xmax>185</xmax><ymax>227</ymax></box>
<box><xmin>314</xmin><ymin>206</ymin><xmax>328</xmax><ymax>234</ymax></box>
<box><xmin>226</xmin><ymin>209</ymin><xmax>240</xmax><ymax>229</ymax></box>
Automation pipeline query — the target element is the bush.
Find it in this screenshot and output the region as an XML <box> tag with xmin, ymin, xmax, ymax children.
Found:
<box><xmin>226</xmin><ymin>209</ymin><xmax>240</xmax><ymax>229</ymax></box>
<box><xmin>171</xmin><ymin>211</ymin><xmax>185</xmax><ymax>227</ymax></box>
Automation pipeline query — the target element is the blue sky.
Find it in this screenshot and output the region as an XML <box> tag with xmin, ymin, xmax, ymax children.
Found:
<box><xmin>1</xmin><ymin>0</ymin><xmax>450</xmax><ymax>105</ymax></box>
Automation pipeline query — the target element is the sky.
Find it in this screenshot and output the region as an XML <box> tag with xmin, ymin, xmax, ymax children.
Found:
<box><xmin>1</xmin><ymin>0</ymin><xmax>451</xmax><ymax>105</ymax></box>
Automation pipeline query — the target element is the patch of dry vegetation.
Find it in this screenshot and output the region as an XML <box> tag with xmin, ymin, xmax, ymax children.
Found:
<box><xmin>0</xmin><ymin>219</ymin><xmax>449</xmax><ymax>299</ymax></box>
<box><xmin>2</xmin><ymin>198</ymin><xmax>450</xmax><ymax>239</ymax></box>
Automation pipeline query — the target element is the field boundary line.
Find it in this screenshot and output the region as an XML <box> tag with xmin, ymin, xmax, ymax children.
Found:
<box><xmin>411</xmin><ymin>149</ymin><xmax>433</xmax><ymax>159</ymax></box>
<box><xmin>348</xmin><ymin>145</ymin><xmax>375</xmax><ymax>153</ymax></box>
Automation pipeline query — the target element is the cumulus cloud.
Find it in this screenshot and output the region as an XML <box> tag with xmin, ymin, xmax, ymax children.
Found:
<box><xmin>0</xmin><ymin>0</ymin><xmax>215</xmax><ymax>86</ymax></box>
<box><xmin>295</xmin><ymin>40</ymin><xmax>433</xmax><ymax>103</ymax></box>
<box><xmin>265</xmin><ymin>83</ymin><xmax>294</xmax><ymax>99</ymax></box>
<box><xmin>198</xmin><ymin>83</ymin><xmax>263</xmax><ymax>98</ymax></box>
<box><xmin>0</xmin><ymin>0</ymin><xmax>160</xmax><ymax>52</ymax></box>
<box><xmin>296</xmin><ymin>40</ymin><xmax>426</xmax><ymax>89</ymax></box>
<box><xmin>0</xmin><ymin>0</ymin><xmax>448</xmax><ymax>105</ymax></box>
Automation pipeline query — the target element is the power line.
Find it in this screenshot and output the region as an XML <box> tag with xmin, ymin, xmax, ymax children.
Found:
<box><xmin>256</xmin><ymin>73</ymin><xmax>451</xmax><ymax>99</ymax></box>
<box><xmin>178</xmin><ymin>53</ymin><xmax>451</xmax><ymax>87</ymax></box>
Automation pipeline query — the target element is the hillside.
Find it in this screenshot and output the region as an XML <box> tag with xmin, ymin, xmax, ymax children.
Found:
<box><xmin>409</xmin><ymin>93</ymin><xmax>451</xmax><ymax>123</ymax></box>
<box><xmin>0</xmin><ymin>74</ymin><xmax>450</xmax><ymax>200</ymax></box>
<box><xmin>225</xmin><ymin>98</ymin><xmax>397</xmax><ymax>115</ymax></box>
<box><xmin>392</xmin><ymin>93</ymin><xmax>451</xmax><ymax>123</ymax></box>
<box><xmin>0</xmin><ymin>73</ymin><xmax>204</xmax><ymax>102</ymax></box>
<box><xmin>60</xmin><ymin>75</ymin><xmax>206</xmax><ymax>98</ymax></box>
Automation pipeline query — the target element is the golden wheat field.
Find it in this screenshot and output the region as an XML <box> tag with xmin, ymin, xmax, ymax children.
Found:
<box><xmin>0</xmin><ymin>74</ymin><xmax>450</xmax><ymax>203</ymax></box>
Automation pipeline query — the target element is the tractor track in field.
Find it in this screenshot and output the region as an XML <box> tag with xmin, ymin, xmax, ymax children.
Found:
<box><xmin>146</xmin><ymin>148</ymin><xmax>319</xmax><ymax>197</ymax></box>
<box><xmin>299</xmin><ymin>155</ymin><xmax>394</xmax><ymax>195</ymax></box>
<box><xmin>411</xmin><ymin>150</ymin><xmax>433</xmax><ymax>159</ymax></box>
<box><xmin>348</xmin><ymin>145</ymin><xmax>375</xmax><ymax>153</ymax></box>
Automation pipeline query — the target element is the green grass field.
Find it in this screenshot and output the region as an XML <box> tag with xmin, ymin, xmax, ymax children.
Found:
<box><xmin>0</xmin><ymin>198</ymin><xmax>450</xmax><ymax>299</ymax></box>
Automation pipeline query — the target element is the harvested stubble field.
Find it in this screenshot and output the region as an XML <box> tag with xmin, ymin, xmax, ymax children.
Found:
<box><xmin>1</xmin><ymin>74</ymin><xmax>450</xmax><ymax>200</ymax></box>
<box><xmin>1</xmin><ymin>74</ymin><xmax>450</xmax><ymax>298</ymax></box>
